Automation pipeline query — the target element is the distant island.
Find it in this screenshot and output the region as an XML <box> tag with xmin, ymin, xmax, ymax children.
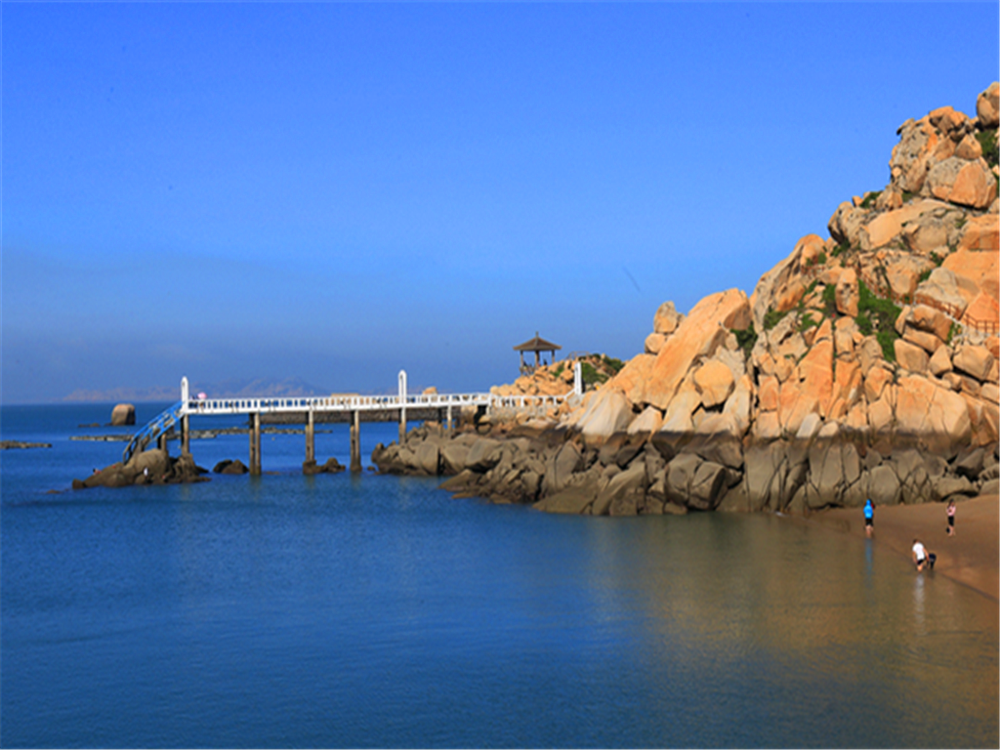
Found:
<box><xmin>62</xmin><ymin>377</ymin><xmax>329</xmax><ymax>403</ymax></box>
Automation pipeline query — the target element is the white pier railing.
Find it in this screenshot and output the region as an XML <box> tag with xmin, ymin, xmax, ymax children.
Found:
<box><xmin>177</xmin><ymin>367</ymin><xmax>582</xmax><ymax>417</ymax></box>
<box><xmin>123</xmin><ymin>367</ymin><xmax>585</xmax><ymax>470</ymax></box>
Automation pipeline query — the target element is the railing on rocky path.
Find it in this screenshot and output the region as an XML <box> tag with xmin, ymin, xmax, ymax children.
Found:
<box><xmin>846</xmin><ymin>259</ymin><xmax>999</xmax><ymax>338</ymax></box>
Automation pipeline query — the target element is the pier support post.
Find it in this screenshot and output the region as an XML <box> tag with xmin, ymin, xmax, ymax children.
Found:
<box><xmin>249</xmin><ymin>412</ymin><xmax>261</xmax><ymax>475</ymax></box>
<box><xmin>158</xmin><ymin>432</ymin><xmax>168</xmax><ymax>452</ymax></box>
<box><xmin>350</xmin><ymin>410</ymin><xmax>362</xmax><ymax>473</ymax></box>
<box><xmin>398</xmin><ymin>370</ymin><xmax>408</xmax><ymax>444</ymax></box>
<box><xmin>181</xmin><ymin>415</ymin><xmax>190</xmax><ymax>456</ymax></box>
<box><xmin>305</xmin><ymin>409</ymin><xmax>315</xmax><ymax>463</ymax></box>
<box><xmin>446</xmin><ymin>404</ymin><xmax>453</xmax><ymax>432</ymax></box>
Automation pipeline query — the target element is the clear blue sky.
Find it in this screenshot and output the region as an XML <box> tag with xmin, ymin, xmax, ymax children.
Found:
<box><xmin>3</xmin><ymin>2</ymin><xmax>998</xmax><ymax>403</ymax></box>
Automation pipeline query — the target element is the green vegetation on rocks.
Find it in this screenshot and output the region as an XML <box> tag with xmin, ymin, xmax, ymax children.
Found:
<box><xmin>975</xmin><ymin>129</ymin><xmax>998</xmax><ymax>168</ymax></box>
<box><xmin>731</xmin><ymin>323</ymin><xmax>757</xmax><ymax>359</ymax></box>
<box><xmin>947</xmin><ymin>322</ymin><xmax>960</xmax><ymax>346</ymax></box>
<box><xmin>601</xmin><ymin>355</ymin><xmax>624</xmax><ymax>374</ymax></box>
<box><xmin>859</xmin><ymin>191</ymin><xmax>881</xmax><ymax>208</ymax></box>
<box><xmin>580</xmin><ymin>362</ymin><xmax>608</xmax><ymax>387</ymax></box>
<box><xmin>763</xmin><ymin>308</ymin><xmax>788</xmax><ymax>331</ymax></box>
<box><xmin>798</xmin><ymin>313</ymin><xmax>820</xmax><ymax>332</ymax></box>
<box><xmin>821</xmin><ymin>283</ymin><xmax>837</xmax><ymax>315</ymax></box>
<box><xmin>857</xmin><ymin>280</ymin><xmax>902</xmax><ymax>361</ymax></box>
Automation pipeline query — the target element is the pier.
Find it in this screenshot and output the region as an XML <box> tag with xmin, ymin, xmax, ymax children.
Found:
<box><xmin>124</xmin><ymin>367</ymin><xmax>583</xmax><ymax>475</ymax></box>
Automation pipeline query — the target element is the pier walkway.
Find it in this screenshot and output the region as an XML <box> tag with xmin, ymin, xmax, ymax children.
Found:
<box><xmin>124</xmin><ymin>367</ymin><xmax>583</xmax><ymax>474</ymax></box>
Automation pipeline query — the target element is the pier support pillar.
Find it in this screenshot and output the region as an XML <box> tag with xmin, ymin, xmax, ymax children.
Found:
<box><xmin>305</xmin><ymin>410</ymin><xmax>315</xmax><ymax>463</ymax></box>
<box><xmin>157</xmin><ymin>432</ymin><xmax>168</xmax><ymax>452</ymax></box>
<box><xmin>181</xmin><ymin>415</ymin><xmax>190</xmax><ymax>456</ymax></box>
<box><xmin>446</xmin><ymin>404</ymin><xmax>453</xmax><ymax>432</ymax></box>
<box><xmin>398</xmin><ymin>370</ymin><xmax>408</xmax><ymax>444</ymax></box>
<box><xmin>249</xmin><ymin>412</ymin><xmax>262</xmax><ymax>475</ymax></box>
<box><xmin>350</xmin><ymin>410</ymin><xmax>362</xmax><ymax>473</ymax></box>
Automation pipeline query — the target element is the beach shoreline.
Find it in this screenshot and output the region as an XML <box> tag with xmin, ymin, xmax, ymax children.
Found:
<box><xmin>802</xmin><ymin>494</ymin><xmax>999</xmax><ymax>602</ymax></box>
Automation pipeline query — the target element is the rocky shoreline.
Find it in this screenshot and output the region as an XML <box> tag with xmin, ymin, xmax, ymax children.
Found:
<box><xmin>374</xmin><ymin>84</ymin><xmax>1000</xmax><ymax>517</ymax></box>
<box><xmin>372</xmin><ymin>421</ymin><xmax>999</xmax><ymax>515</ymax></box>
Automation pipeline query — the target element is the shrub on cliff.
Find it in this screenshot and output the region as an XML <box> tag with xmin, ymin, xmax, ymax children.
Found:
<box><xmin>857</xmin><ymin>280</ymin><xmax>901</xmax><ymax>361</ymax></box>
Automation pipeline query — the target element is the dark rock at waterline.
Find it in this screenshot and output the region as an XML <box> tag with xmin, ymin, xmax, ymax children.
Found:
<box><xmin>372</xmin><ymin>420</ymin><xmax>999</xmax><ymax>517</ymax></box>
<box><xmin>72</xmin><ymin>448</ymin><xmax>209</xmax><ymax>490</ymax></box>
<box><xmin>303</xmin><ymin>457</ymin><xmax>346</xmax><ymax>475</ymax></box>
<box><xmin>1</xmin><ymin>441</ymin><xmax>52</xmax><ymax>449</ymax></box>
<box><xmin>214</xmin><ymin>459</ymin><xmax>249</xmax><ymax>475</ymax></box>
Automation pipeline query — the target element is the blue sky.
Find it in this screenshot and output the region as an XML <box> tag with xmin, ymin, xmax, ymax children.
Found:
<box><xmin>3</xmin><ymin>2</ymin><xmax>998</xmax><ymax>403</ymax></box>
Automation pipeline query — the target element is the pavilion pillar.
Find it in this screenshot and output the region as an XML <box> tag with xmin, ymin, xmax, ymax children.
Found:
<box><xmin>249</xmin><ymin>412</ymin><xmax>261</xmax><ymax>475</ymax></box>
<box><xmin>350</xmin><ymin>410</ymin><xmax>362</xmax><ymax>473</ymax></box>
<box><xmin>181</xmin><ymin>415</ymin><xmax>191</xmax><ymax>456</ymax></box>
<box><xmin>305</xmin><ymin>409</ymin><xmax>315</xmax><ymax>463</ymax></box>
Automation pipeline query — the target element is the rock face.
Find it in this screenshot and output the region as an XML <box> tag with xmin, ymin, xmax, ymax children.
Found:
<box><xmin>111</xmin><ymin>403</ymin><xmax>136</xmax><ymax>426</ymax></box>
<box><xmin>374</xmin><ymin>84</ymin><xmax>1000</xmax><ymax>517</ymax></box>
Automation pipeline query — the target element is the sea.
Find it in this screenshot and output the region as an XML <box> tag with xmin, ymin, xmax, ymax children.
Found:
<box><xmin>1</xmin><ymin>402</ymin><xmax>998</xmax><ymax>749</ymax></box>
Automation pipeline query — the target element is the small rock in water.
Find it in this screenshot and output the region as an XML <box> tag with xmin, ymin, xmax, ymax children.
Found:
<box><xmin>214</xmin><ymin>459</ymin><xmax>249</xmax><ymax>475</ymax></box>
<box><xmin>110</xmin><ymin>403</ymin><xmax>136</xmax><ymax>426</ymax></box>
<box><xmin>1</xmin><ymin>441</ymin><xmax>52</xmax><ymax>450</ymax></box>
<box><xmin>302</xmin><ymin>457</ymin><xmax>345</xmax><ymax>475</ymax></box>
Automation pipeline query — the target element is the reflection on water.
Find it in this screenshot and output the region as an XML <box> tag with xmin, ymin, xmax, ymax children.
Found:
<box><xmin>913</xmin><ymin>573</ymin><xmax>926</xmax><ymax>635</ymax></box>
<box><xmin>1</xmin><ymin>413</ymin><xmax>998</xmax><ymax>749</ymax></box>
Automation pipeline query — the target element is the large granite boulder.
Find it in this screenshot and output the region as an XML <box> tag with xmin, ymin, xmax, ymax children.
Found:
<box><xmin>111</xmin><ymin>403</ymin><xmax>136</xmax><ymax>426</ymax></box>
<box><xmin>977</xmin><ymin>82</ymin><xmax>999</xmax><ymax>127</ymax></box>
<box><xmin>626</xmin><ymin>289</ymin><xmax>750</xmax><ymax>410</ymax></box>
<box><xmin>572</xmin><ymin>388</ymin><xmax>633</xmax><ymax>440</ymax></box>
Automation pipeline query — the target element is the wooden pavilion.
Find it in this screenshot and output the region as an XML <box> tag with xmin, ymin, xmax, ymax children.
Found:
<box><xmin>514</xmin><ymin>332</ymin><xmax>561</xmax><ymax>374</ymax></box>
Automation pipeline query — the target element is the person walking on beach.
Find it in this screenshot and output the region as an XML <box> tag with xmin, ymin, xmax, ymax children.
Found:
<box><xmin>864</xmin><ymin>499</ymin><xmax>875</xmax><ymax>538</ymax></box>
<box><xmin>946</xmin><ymin>499</ymin><xmax>956</xmax><ymax>537</ymax></box>
<box><xmin>912</xmin><ymin>539</ymin><xmax>929</xmax><ymax>572</ymax></box>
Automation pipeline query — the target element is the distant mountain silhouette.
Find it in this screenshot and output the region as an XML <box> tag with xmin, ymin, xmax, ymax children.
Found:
<box><xmin>63</xmin><ymin>377</ymin><xmax>329</xmax><ymax>403</ymax></box>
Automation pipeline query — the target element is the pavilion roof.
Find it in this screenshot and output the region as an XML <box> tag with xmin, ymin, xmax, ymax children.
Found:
<box><xmin>513</xmin><ymin>332</ymin><xmax>562</xmax><ymax>352</ymax></box>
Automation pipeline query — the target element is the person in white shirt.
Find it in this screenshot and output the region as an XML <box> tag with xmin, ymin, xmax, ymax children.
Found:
<box><xmin>912</xmin><ymin>539</ymin><xmax>928</xmax><ymax>571</ymax></box>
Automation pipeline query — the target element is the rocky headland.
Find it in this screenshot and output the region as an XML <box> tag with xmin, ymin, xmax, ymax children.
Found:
<box><xmin>373</xmin><ymin>84</ymin><xmax>1000</xmax><ymax>516</ymax></box>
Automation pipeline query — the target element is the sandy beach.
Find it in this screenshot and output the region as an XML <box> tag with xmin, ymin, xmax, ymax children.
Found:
<box><xmin>808</xmin><ymin>495</ymin><xmax>999</xmax><ymax>601</ymax></box>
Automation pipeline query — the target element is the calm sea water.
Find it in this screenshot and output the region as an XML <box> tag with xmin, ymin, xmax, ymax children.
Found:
<box><xmin>2</xmin><ymin>403</ymin><xmax>998</xmax><ymax>748</ymax></box>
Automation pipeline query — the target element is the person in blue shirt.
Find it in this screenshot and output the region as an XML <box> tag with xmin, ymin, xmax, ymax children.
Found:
<box><xmin>864</xmin><ymin>499</ymin><xmax>875</xmax><ymax>538</ymax></box>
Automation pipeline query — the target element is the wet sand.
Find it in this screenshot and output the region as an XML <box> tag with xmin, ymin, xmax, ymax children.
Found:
<box><xmin>807</xmin><ymin>495</ymin><xmax>999</xmax><ymax>601</ymax></box>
